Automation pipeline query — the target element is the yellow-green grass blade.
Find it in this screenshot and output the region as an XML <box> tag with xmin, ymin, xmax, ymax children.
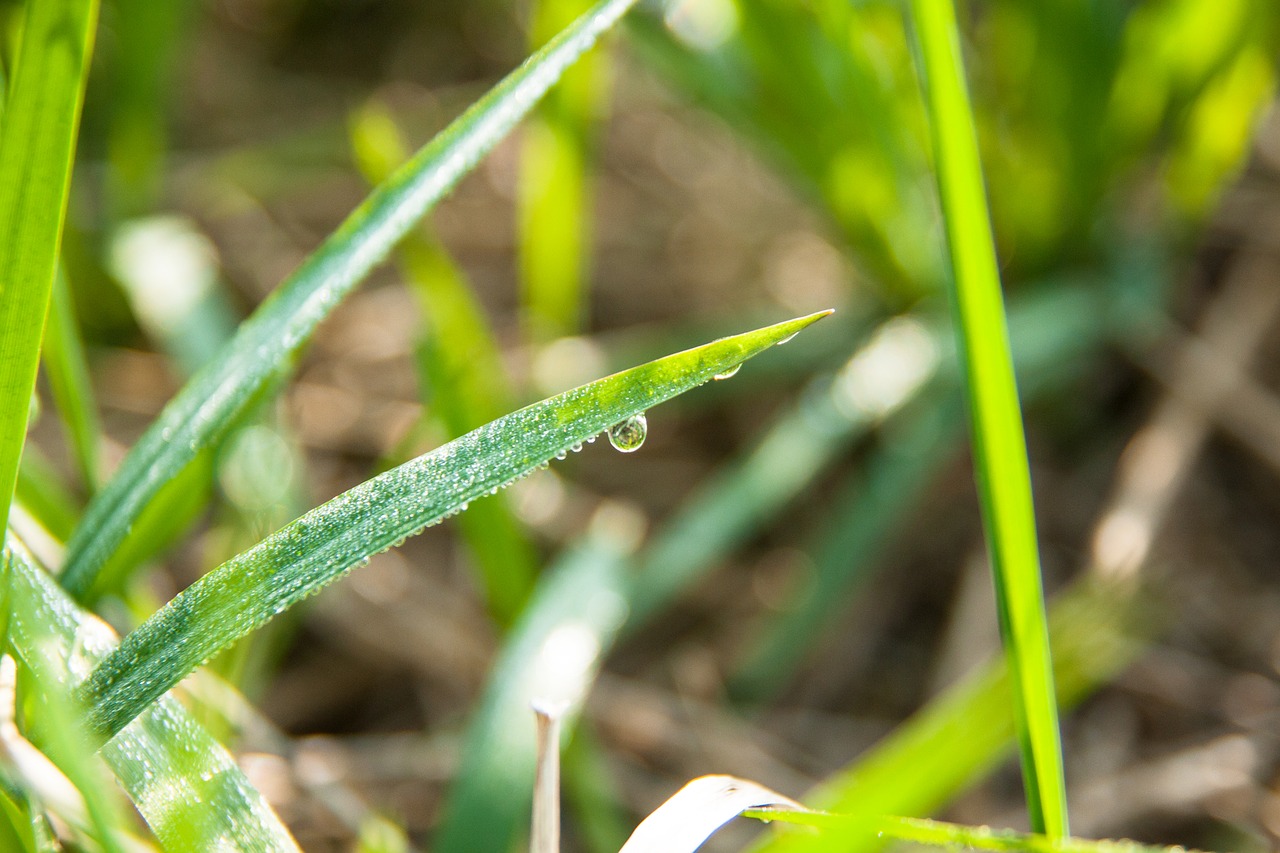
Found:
<box><xmin>5</xmin><ymin>539</ymin><xmax>299</xmax><ymax>851</ymax></box>
<box><xmin>733</xmin><ymin>284</ymin><xmax>1105</xmax><ymax>700</ymax></box>
<box><xmin>58</xmin><ymin>0</ymin><xmax>643</xmax><ymax>601</ymax></box>
<box><xmin>350</xmin><ymin>101</ymin><xmax>539</xmax><ymax>623</ymax></box>
<box><xmin>910</xmin><ymin>0</ymin><xmax>1067</xmax><ymax>836</ymax></box>
<box><xmin>15</xmin><ymin>447</ymin><xmax>80</xmax><ymax>543</ymax></box>
<box><xmin>434</xmin><ymin>514</ymin><xmax>635</xmax><ymax>853</ymax></box>
<box><xmin>747</xmin><ymin>810</ymin><xmax>1194</xmax><ymax>853</ymax></box>
<box><xmin>749</xmin><ymin>578</ymin><xmax>1150</xmax><ymax>853</ymax></box>
<box><xmin>0</xmin><ymin>0</ymin><xmax>99</xmax><ymax>537</ymax></box>
<box><xmin>101</xmin><ymin>0</ymin><xmax>198</xmax><ymax>217</ymax></box>
<box><xmin>520</xmin><ymin>0</ymin><xmax>610</xmax><ymax>341</ymax></box>
<box><xmin>41</xmin><ymin>270</ymin><xmax>101</xmax><ymax>493</ymax></box>
<box><xmin>78</xmin><ymin>312</ymin><xmax>829</xmax><ymax>743</ymax></box>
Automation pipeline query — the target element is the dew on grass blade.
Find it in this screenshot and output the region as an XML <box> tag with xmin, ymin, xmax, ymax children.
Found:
<box><xmin>713</xmin><ymin>363</ymin><xmax>742</xmax><ymax>380</ymax></box>
<box><xmin>607</xmin><ymin>413</ymin><xmax>647</xmax><ymax>453</ymax></box>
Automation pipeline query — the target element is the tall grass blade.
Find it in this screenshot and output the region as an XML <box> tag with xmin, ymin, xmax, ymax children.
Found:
<box><xmin>79</xmin><ymin>312</ymin><xmax>829</xmax><ymax>742</ymax></box>
<box><xmin>909</xmin><ymin>0</ymin><xmax>1068</xmax><ymax>835</ymax></box>
<box><xmin>520</xmin><ymin>0</ymin><xmax>609</xmax><ymax>340</ymax></box>
<box><xmin>435</xmin><ymin>513</ymin><xmax>635</xmax><ymax>853</ymax></box>
<box><xmin>58</xmin><ymin>0</ymin><xmax>643</xmax><ymax>601</ymax></box>
<box><xmin>0</xmin><ymin>0</ymin><xmax>99</xmax><ymax>536</ymax></box>
<box><xmin>5</xmin><ymin>539</ymin><xmax>299</xmax><ymax>851</ymax></box>
<box><xmin>41</xmin><ymin>271</ymin><xmax>101</xmax><ymax>492</ymax></box>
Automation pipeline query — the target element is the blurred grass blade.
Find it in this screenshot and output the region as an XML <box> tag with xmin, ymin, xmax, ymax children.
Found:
<box><xmin>350</xmin><ymin>101</ymin><xmax>538</xmax><ymax>623</ymax></box>
<box><xmin>520</xmin><ymin>0</ymin><xmax>610</xmax><ymax>340</ymax></box>
<box><xmin>5</xmin><ymin>539</ymin><xmax>299</xmax><ymax>852</ymax></box>
<box><xmin>0</xmin><ymin>0</ymin><xmax>99</xmax><ymax>536</ymax></box>
<box><xmin>749</xmin><ymin>578</ymin><xmax>1147</xmax><ymax>853</ymax></box>
<box><xmin>59</xmin><ymin>0</ymin><xmax>643</xmax><ymax>601</ymax></box>
<box><xmin>910</xmin><ymin>0</ymin><xmax>1067</xmax><ymax>835</ymax></box>
<box><xmin>41</xmin><ymin>270</ymin><xmax>102</xmax><ymax>492</ymax></box>
<box><xmin>734</xmin><ymin>284</ymin><xmax>1107</xmax><ymax>700</ymax></box>
<box><xmin>746</xmin><ymin>810</ymin><xmax>1194</xmax><ymax>853</ymax></box>
<box><xmin>80</xmin><ymin>312</ymin><xmax>829</xmax><ymax>742</ymax></box>
<box><xmin>435</xmin><ymin>510</ymin><xmax>636</xmax><ymax>853</ymax></box>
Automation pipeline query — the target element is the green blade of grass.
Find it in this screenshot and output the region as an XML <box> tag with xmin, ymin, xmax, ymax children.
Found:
<box><xmin>58</xmin><ymin>0</ymin><xmax>643</xmax><ymax>601</ymax></box>
<box><xmin>520</xmin><ymin>0</ymin><xmax>609</xmax><ymax>341</ymax></box>
<box><xmin>40</xmin><ymin>270</ymin><xmax>101</xmax><ymax>493</ymax></box>
<box><xmin>79</xmin><ymin>312</ymin><xmax>829</xmax><ymax>742</ymax></box>
<box><xmin>5</xmin><ymin>539</ymin><xmax>299</xmax><ymax>852</ymax></box>
<box><xmin>733</xmin><ymin>284</ymin><xmax>1107</xmax><ymax>701</ymax></box>
<box><xmin>910</xmin><ymin>0</ymin><xmax>1068</xmax><ymax>836</ymax></box>
<box><xmin>434</xmin><ymin>511</ymin><xmax>635</xmax><ymax>853</ymax></box>
<box><xmin>0</xmin><ymin>0</ymin><xmax>99</xmax><ymax>537</ymax></box>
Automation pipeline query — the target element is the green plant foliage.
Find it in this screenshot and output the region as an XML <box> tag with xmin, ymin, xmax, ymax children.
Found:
<box><xmin>5</xmin><ymin>540</ymin><xmax>299</xmax><ymax>851</ymax></box>
<box><xmin>0</xmin><ymin>0</ymin><xmax>99</xmax><ymax>536</ymax></box>
<box><xmin>79</xmin><ymin>311</ymin><xmax>828</xmax><ymax>742</ymax></box>
<box><xmin>58</xmin><ymin>0</ymin><xmax>643</xmax><ymax>602</ymax></box>
<box><xmin>910</xmin><ymin>0</ymin><xmax>1067</xmax><ymax>835</ymax></box>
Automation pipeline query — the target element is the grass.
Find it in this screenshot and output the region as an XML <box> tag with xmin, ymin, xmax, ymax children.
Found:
<box><xmin>1</xmin><ymin>0</ymin><xmax>1277</xmax><ymax>850</ymax></box>
<box><xmin>909</xmin><ymin>0</ymin><xmax>1067</xmax><ymax>836</ymax></box>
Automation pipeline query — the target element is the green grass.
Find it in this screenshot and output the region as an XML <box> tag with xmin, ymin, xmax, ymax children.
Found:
<box><xmin>1</xmin><ymin>0</ymin><xmax>1277</xmax><ymax>850</ymax></box>
<box><xmin>0</xmin><ymin>0</ymin><xmax>99</xmax><ymax>537</ymax></box>
<box><xmin>909</xmin><ymin>0</ymin><xmax>1068</xmax><ymax>836</ymax></box>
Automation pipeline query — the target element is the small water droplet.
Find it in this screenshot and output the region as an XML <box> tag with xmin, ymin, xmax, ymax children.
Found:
<box><xmin>586</xmin><ymin>435</ymin><xmax>597</xmax><ymax>443</ymax></box>
<box><xmin>775</xmin><ymin>331</ymin><xmax>798</xmax><ymax>346</ymax></box>
<box><xmin>713</xmin><ymin>363</ymin><xmax>742</xmax><ymax>380</ymax></box>
<box><xmin>571</xmin><ymin>442</ymin><xmax>583</xmax><ymax>453</ymax></box>
<box><xmin>556</xmin><ymin>450</ymin><xmax>567</xmax><ymax>460</ymax></box>
<box><xmin>606</xmin><ymin>413</ymin><xmax>647</xmax><ymax>453</ymax></box>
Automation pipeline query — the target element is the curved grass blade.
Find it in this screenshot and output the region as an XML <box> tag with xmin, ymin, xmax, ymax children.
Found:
<box><xmin>910</xmin><ymin>0</ymin><xmax>1068</xmax><ymax>836</ymax></box>
<box><xmin>0</xmin><ymin>0</ymin><xmax>99</xmax><ymax>537</ymax></box>
<box><xmin>58</xmin><ymin>0</ymin><xmax>643</xmax><ymax>601</ymax></box>
<box><xmin>79</xmin><ymin>312</ymin><xmax>830</xmax><ymax>742</ymax></box>
<box><xmin>5</xmin><ymin>539</ymin><xmax>299</xmax><ymax>852</ymax></box>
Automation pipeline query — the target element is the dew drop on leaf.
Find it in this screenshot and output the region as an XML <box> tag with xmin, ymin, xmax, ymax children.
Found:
<box><xmin>607</xmin><ymin>413</ymin><xmax>647</xmax><ymax>453</ymax></box>
<box><xmin>713</xmin><ymin>363</ymin><xmax>742</xmax><ymax>380</ymax></box>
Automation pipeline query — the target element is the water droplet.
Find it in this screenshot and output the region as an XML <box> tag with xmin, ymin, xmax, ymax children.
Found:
<box><xmin>571</xmin><ymin>442</ymin><xmax>583</xmax><ymax>453</ymax></box>
<box><xmin>775</xmin><ymin>331</ymin><xmax>798</xmax><ymax>346</ymax></box>
<box><xmin>713</xmin><ymin>363</ymin><xmax>742</xmax><ymax>380</ymax></box>
<box><xmin>556</xmin><ymin>450</ymin><xmax>567</xmax><ymax>460</ymax></box>
<box><xmin>606</xmin><ymin>413</ymin><xmax>647</xmax><ymax>453</ymax></box>
<box><xmin>586</xmin><ymin>435</ymin><xmax>597</xmax><ymax>443</ymax></box>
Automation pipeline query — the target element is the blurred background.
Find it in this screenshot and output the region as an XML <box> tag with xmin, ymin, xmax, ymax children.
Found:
<box><xmin>14</xmin><ymin>0</ymin><xmax>1280</xmax><ymax>849</ymax></box>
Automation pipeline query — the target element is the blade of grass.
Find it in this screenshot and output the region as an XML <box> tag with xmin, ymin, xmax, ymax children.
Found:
<box><xmin>58</xmin><ymin>0</ymin><xmax>643</xmax><ymax>601</ymax></box>
<box><xmin>40</xmin><ymin>269</ymin><xmax>101</xmax><ymax>493</ymax></box>
<box><xmin>733</xmin><ymin>283</ymin><xmax>1106</xmax><ymax>700</ymax></box>
<box><xmin>434</xmin><ymin>508</ymin><xmax>637</xmax><ymax>853</ymax></box>
<box><xmin>349</xmin><ymin>101</ymin><xmax>539</xmax><ymax>623</ymax></box>
<box><xmin>5</xmin><ymin>539</ymin><xmax>299</xmax><ymax>852</ymax></box>
<box><xmin>79</xmin><ymin>312</ymin><xmax>829</xmax><ymax>743</ymax></box>
<box><xmin>910</xmin><ymin>0</ymin><xmax>1068</xmax><ymax>836</ymax></box>
<box><xmin>0</xmin><ymin>0</ymin><xmax>99</xmax><ymax>537</ymax></box>
<box><xmin>520</xmin><ymin>0</ymin><xmax>609</xmax><ymax>341</ymax></box>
